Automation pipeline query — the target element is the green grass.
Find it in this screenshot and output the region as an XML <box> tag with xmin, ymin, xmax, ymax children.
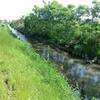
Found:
<box><xmin>0</xmin><ymin>23</ymin><xmax>79</xmax><ymax>100</ymax></box>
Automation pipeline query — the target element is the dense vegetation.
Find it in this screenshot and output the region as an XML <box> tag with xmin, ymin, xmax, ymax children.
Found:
<box><xmin>0</xmin><ymin>23</ymin><xmax>79</xmax><ymax>100</ymax></box>
<box><xmin>11</xmin><ymin>0</ymin><xmax>100</xmax><ymax>63</ymax></box>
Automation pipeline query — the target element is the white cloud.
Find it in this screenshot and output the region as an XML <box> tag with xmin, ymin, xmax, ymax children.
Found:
<box><xmin>0</xmin><ymin>0</ymin><xmax>92</xmax><ymax>20</ymax></box>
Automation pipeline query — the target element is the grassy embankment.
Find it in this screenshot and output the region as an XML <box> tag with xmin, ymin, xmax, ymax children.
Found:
<box><xmin>0</xmin><ymin>23</ymin><xmax>78</xmax><ymax>100</ymax></box>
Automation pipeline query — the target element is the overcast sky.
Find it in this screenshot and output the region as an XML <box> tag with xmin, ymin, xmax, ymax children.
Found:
<box><xmin>0</xmin><ymin>0</ymin><xmax>93</xmax><ymax>20</ymax></box>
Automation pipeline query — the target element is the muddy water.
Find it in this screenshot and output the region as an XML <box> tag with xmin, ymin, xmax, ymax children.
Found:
<box><xmin>8</xmin><ymin>25</ymin><xmax>100</xmax><ymax>100</ymax></box>
<box><xmin>31</xmin><ymin>42</ymin><xmax>100</xmax><ymax>100</ymax></box>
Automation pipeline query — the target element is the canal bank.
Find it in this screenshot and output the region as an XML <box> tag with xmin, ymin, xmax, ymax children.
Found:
<box><xmin>8</xmin><ymin>24</ymin><xmax>100</xmax><ymax>100</ymax></box>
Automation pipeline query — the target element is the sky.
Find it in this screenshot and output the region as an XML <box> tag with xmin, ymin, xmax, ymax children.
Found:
<box><xmin>0</xmin><ymin>0</ymin><xmax>93</xmax><ymax>20</ymax></box>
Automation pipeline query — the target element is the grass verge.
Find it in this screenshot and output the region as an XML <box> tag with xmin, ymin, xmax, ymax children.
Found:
<box><xmin>0</xmin><ymin>23</ymin><xmax>79</xmax><ymax>100</ymax></box>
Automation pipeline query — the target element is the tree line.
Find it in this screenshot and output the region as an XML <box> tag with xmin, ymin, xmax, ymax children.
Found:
<box><xmin>11</xmin><ymin>0</ymin><xmax>100</xmax><ymax>63</ymax></box>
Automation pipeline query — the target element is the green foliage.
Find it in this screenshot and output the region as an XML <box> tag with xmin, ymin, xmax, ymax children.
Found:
<box><xmin>11</xmin><ymin>0</ymin><xmax>100</xmax><ymax>61</ymax></box>
<box><xmin>10</xmin><ymin>17</ymin><xmax>25</xmax><ymax>33</ymax></box>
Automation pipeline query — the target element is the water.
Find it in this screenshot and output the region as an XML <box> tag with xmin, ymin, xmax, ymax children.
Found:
<box><xmin>8</xmin><ymin>25</ymin><xmax>100</xmax><ymax>100</ymax></box>
<box><xmin>29</xmin><ymin>42</ymin><xmax>100</xmax><ymax>100</ymax></box>
<box><xmin>8</xmin><ymin>24</ymin><xmax>27</xmax><ymax>42</ymax></box>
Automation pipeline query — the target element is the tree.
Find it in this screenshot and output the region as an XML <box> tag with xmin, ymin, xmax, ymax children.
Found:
<box><xmin>91</xmin><ymin>0</ymin><xmax>100</xmax><ymax>22</ymax></box>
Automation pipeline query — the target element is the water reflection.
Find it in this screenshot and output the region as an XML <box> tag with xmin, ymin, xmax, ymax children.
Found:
<box><xmin>8</xmin><ymin>24</ymin><xmax>27</xmax><ymax>42</ymax></box>
<box><xmin>38</xmin><ymin>45</ymin><xmax>100</xmax><ymax>99</ymax></box>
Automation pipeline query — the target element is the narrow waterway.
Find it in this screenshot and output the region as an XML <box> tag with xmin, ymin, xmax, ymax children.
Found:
<box><xmin>8</xmin><ymin>24</ymin><xmax>100</xmax><ymax>100</ymax></box>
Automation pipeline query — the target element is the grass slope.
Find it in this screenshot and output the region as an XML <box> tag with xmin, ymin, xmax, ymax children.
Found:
<box><xmin>0</xmin><ymin>23</ymin><xmax>78</xmax><ymax>100</ymax></box>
